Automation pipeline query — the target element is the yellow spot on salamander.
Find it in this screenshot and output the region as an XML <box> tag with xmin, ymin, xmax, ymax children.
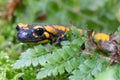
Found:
<box><xmin>32</xmin><ymin>33</ymin><xmax>38</xmax><ymax>38</ymax></box>
<box><xmin>37</xmin><ymin>39</ymin><xmax>49</xmax><ymax>44</ymax></box>
<box><xmin>53</xmin><ymin>25</ymin><xmax>70</xmax><ymax>31</ymax></box>
<box><xmin>44</xmin><ymin>25</ymin><xmax>57</xmax><ymax>35</ymax></box>
<box><xmin>34</xmin><ymin>26</ymin><xmax>43</xmax><ymax>29</ymax></box>
<box><xmin>61</xmin><ymin>34</ymin><xmax>64</xmax><ymax>37</ymax></box>
<box><xmin>44</xmin><ymin>32</ymin><xmax>50</xmax><ymax>38</ymax></box>
<box><xmin>65</xmin><ymin>27</ymin><xmax>70</xmax><ymax>31</ymax></box>
<box><xmin>27</xmin><ymin>39</ymin><xmax>50</xmax><ymax>44</ymax></box>
<box><xmin>18</xmin><ymin>23</ymin><xmax>28</xmax><ymax>27</ymax></box>
<box><xmin>94</xmin><ymin>33</ymin><xmax>109</xmax><ymax>41</ymax></box>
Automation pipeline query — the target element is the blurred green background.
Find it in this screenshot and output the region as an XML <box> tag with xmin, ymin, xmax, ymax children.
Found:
<box><xmin>0</xmin><ymin>0</ymin><xmax>120</xmax><ymax>79</ymax></box>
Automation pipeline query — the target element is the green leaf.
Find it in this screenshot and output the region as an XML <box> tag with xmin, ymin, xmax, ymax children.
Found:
<box><xmin>80</xmin><ymin>0</ymin><xmax>107</xmax><ymax>11</ymax></box>
<box><xmin>34</xmin><ymin>45</ymin><xmax>46</xmax><ymax>54</ymax></box>
<box><xmin>31</xmin><ymin>58</ymin><xmax>39</xmax><ymax>67</ymax></box>
<box><xmin>114</xmin><ymin>65</ymin><xmax>120</xmax><ymax>80</ymax></box>
<box><xmin>95</xmin><ymin>67</ymin><xmax>115</xmax><ymax>80</ymax></box>
<box><xmin>71</xmin><ymin>27</ymin><xmax>80</xmax><ymax>37</ymax></box>
<box><xmin>65</xmin><ymin>58</ymin><xmax>79</xmax><ymax>73</ymax></box>
<box><xmin>36</xmin><ymin>66</ymin><xmax>57</xmax><ymax>79</ymax></box>
<box><xmin>38</xmin><ymin>54</ymin><xmax>51</xmax><ymax>66</ymax></box>
<box><xmin>0</xmin><ymin>35</ymin><xmax>4</xmax><ymax>43</ymax></box>
<box><xmin>36</xmin><ymin>68</ymin><xmax>49</xmax><ymax>79</ymax></box>
<box><xmin>20</xmin><ymin>49</ymin><xmax>35</xmax><ymax>59</ymax></box>
<box><xmin>13</xmin><ymin>59</ymin><xmax>31</xmax><ymax>69</ymax></box>
<box><xmin>69</xmin><ymin>54</ymin><xmax>109</xmax><ymax>80</ymax></box>
<box><xmin>62</xmin><ymin>46</ymin><xmax>76</xmax><ymax>58</ymax></box>
<box><xmin>115</xmin><ymin>26</ymin><xmax>120</xmax><ymax>35</ymax></box>
<box><xmin>61</xmin><ymin>41</ymin><xmax>71</xmax><ymax>46</ymax></box>
<box><xmin>52</xmin><ymin>67</ymin><xmax>58</xmax><ymax>76</ymax></box>
<box><xmin>12</xmin><ymin>73</ymin><xmax>24</xmax><ymax>80</ymax></box>
<box><xmin>57</xmin><ymin>64</ymin><xmax>65</xmax><ymax>75</ymax></box>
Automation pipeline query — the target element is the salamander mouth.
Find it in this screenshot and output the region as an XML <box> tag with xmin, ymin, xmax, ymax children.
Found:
<box><xmin>17</xmin><ymin>31</ymin><xmax>46</xmax><ymax>43</ymax></box>
<box><xmin>17</xmin><ymin>37</ymin><xmax>41</xmax><ymax>43</ymax></box>
<box><xmin>17</xmin><ymin>36</ymin><xmax>47</xmax><ymax>43</ymax></box>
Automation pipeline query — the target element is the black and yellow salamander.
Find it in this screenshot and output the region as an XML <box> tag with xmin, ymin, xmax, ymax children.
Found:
<box><xmin>16</xmin><ymin>23</ymin><xmax>110</xmax><ymax>44</ymax></box>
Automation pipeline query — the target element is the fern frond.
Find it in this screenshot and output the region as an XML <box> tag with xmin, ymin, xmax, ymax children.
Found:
<box><xmin>114</xmin><ymin>64</ymin><xmax>120</xmax><ymax>79</ymax></box>
<box><xmin>36</xmin><ymin>57</ymin><xmax>80</xmax><ymax>79</ymax></box>
<box><xmin>13</xmin><ymin>44</ymin><xmax>53</xmax><ymax>69</ymax></box>
<box><xmin>69</xmin><ymin>54</ymin><xmax>109</xmax><ymax>80</ymax></box>
<box><xmin>95</xmin><ymin>67</ymin><xmax>115</xmax><ymax>80</ymax></box>
<box><xmin>36</xmin><ymin>41</ymin><xmax>83</xmax><ymax>79</ymax></box>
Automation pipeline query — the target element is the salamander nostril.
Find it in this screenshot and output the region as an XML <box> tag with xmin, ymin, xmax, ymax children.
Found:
<box><xmin>16</xmin><ymin>25</ymin><xmax>22</xmax><ymax>31</ymax></box>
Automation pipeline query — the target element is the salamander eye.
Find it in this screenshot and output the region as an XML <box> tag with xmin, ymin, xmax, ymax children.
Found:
<box><xmin>34</xmin><ymin>28</ymin><xmax>44</xmax><ymax>35</ymax></box>
<box><xmin>16</xmin><ymin>25</ymin><xmax>22</xmax><ymax>31</ymax></box>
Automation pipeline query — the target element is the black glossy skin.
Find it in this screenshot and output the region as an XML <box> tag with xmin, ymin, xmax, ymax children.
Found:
<box><xmin>16</xmin><ymin>23</ymin><xmax>68</xmax><ymax>44</ymax></box>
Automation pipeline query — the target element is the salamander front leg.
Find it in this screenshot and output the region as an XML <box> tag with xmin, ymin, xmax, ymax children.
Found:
<box><xmin>54</xmin><ymin>34</ymin><xmax>67</xmax><ymax>45</ymax></box>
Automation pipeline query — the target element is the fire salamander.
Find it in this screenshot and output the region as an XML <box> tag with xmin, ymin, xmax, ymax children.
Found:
<box><xmin>16</xmin><ymin>23</ymin><xmax>110</xmax><ymax>44</ymax></box>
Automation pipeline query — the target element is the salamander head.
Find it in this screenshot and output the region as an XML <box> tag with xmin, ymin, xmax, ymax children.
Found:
<box><xmin>16</xmin><ymin>23</ymin><xmax>50</xmax><ymax>43</ymax></box>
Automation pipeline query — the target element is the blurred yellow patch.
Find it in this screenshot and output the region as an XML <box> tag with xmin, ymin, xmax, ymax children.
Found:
<box><xmin>94</xmin><ymin>33</ymin><xmax>109</xmax><ymax>41</ymax></box>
